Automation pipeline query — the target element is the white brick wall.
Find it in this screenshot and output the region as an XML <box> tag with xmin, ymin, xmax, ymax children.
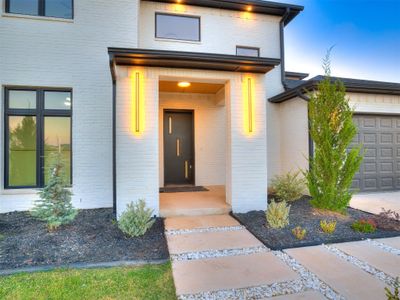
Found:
<box><xmin>115</xmin><ymin>66</ymin><xmax>268</xmax><ymax>215</ymax></box>
<box><xmin>0</xmin><ymin>0</ymin><xmax>140</xmax><ymax>213</ymax></box>
<box><xmin>139</xmin><ymin>1</ymin><xmax>281</xmax><ymax>58</ymax></box>
<box><xmin>158</xmin><ymin>92</ymin><xmax>226</xmax><ymax>187</ymax></box>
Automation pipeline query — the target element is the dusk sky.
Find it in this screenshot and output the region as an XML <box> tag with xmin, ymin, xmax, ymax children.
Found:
<box><xmin>283</xmin><ymin>0</ymin><xmax>400</xmax><ymax>82</ymax></box>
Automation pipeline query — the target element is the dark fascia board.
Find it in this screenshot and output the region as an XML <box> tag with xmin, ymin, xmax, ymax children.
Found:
<box><xmin>108</xmin><ymin>48</ymin><xmax>281</xmax><ymax>75</ymax></box>
<box><xmin>142</xmin><ymin>0</ymin><xmax>303</xmax><ymax>25</ymax></box>
<box><xmin>269</xmin><ymin>75</ymin><xmax>400</xmax><ymax>103</ymax></box>
<box><xmin>285</xmin><ymin>71</ymin><xmax>309</xmax><ymax>80</ymax></box>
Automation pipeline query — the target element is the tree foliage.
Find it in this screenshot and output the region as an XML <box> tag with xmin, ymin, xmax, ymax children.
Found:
<box><xmin>31</xmin><ymin>152</ymin><xmax>77</xmax><ymax>230</ymax></box>
<box><xmin>306</xmin><ymin>50</ymin><xmax>363</xmax><ymax>213</ymax></box>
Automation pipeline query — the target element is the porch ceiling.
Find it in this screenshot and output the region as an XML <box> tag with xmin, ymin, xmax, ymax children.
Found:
<box><xmin>108</xmin><ymin>48</ymin><xmax>280</xmax><ymax>79</ymax></box>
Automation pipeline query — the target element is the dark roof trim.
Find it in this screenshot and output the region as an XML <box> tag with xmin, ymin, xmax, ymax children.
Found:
<box><xmin>269</xmin><ymin>75</ymin><xmax>400</xmax><ymax>103</ymax></box>
<box><xmin>285</xmin><ymin>71</ymin><xmax>309</xmax><ymax>80</ymax></box>
<box><xmin>142</xmin><ymin>0</ymin><xmax>303</xmax><ymax>25</ymax></box>
<box><xmin>108</xmin><ymin>48</ymin><xmax>281</xmax><ymax>74</ymax></box>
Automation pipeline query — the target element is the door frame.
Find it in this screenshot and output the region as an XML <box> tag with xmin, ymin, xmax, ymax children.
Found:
<box><xmin>163</xmin><ymin>109</ymin><xmax>195</xmax><ymax>186</ymax></box>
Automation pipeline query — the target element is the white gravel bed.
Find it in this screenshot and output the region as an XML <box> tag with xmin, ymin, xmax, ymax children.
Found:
<box><xmin>165</xmin><ymin>226</ymin><xmax>245</xmax><ymax>236</ymax></box>
<box><xmin>324</xmin><ymin>244</ymin><xmax>397</xmax><ymax>286</ymax></box>
<box><xmin>273</xmin><ymin>251</ymin><xmax>344</xmax><ymax>300</ymax></box>
<box><xmin>177</xmin><ymin>279</ymin><xmax>308</xmax><ymax>300</ymax></box>
<box><xmin>171</xmin><ymin>245</ymin><xmax>269</xmax><ymax>261</ymax></box>
<box><xmin>367</xmin><ymin>239</ymin><xmax>400</xmax><ymax>256</ymax></box>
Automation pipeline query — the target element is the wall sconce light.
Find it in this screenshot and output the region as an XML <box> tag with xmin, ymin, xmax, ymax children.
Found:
<box><xmin>247</xmin><ymin>77</ymin><xmax>253</xmax><ymax>133</ymax></box>
<box><xmin>135</xmin><ymin>72</ymin><xmax>140</xmax><ymax>133</ymax></box>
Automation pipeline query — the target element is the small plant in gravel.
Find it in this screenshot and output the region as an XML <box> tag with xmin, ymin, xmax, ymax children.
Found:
<box><xmin>385</xmin><ymin>277</ymin><xmax>400</xmax><ymax>300</ymax></box>
<box><xmin>292</xmin><ymin>226</ymin><xmax>307</xmax><ymax>240</ymax></box>
<box><xmin>266</xmin><ymin>200</ymin><xmax>290</xmax><ymax>229</ymax></box>
<box><xmin>320</xmin><ymin>219</ymin><xmax>337</xmax><ymax>234</ymax></box>
<box><xmin>351</xmin><ymin>218</ymin><xmax>377</xmax><ymax>233</ymax></box>
<box><xmin>118</xmin><ymin>199</ymin><xmax>155</xmax><ymax>237</ymax></box>
<box><xmin>374</xmin><ymin>209</ymin><xmax>400</xmax><ymax>231</ymax></box>
<box><xmin>0</xmin><ymin>233</ymin><xmax>4</xmax><ymax>241</ymax></box>
<box><xmin>270</xmin><ymin>171</ymin><xmax>306</xmax><ymax>202</ymax></box>
<box><xmin>31</xmin><ymin>152</ymin><xmax>77</xmax><ymax>231</ymax></box>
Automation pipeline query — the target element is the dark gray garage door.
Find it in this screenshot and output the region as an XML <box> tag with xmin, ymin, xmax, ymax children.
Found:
<box><xmin>351</xmin><ymin>115</ymin><xmax>400</xmax><ymax>192</ymax></box>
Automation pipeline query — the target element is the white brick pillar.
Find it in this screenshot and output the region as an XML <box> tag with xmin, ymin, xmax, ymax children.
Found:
<box><xmin>115</xmin><ymin>67</ymin><xmax>159</xmax><ymax>218</ymax></box>
<box><xmin>226</xmin><ymin>74</ymin><xmax>268</xmax><ymax>212</ymax></box>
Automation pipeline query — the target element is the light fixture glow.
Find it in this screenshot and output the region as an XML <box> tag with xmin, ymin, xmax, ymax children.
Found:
<box><xmin>246</xmin><ymin>5</ymin><xmax>252</xmax><ymax>11</ymax></box>
<box><xmin>135</xmin><ymin>72</ymin><xmax>140</xmax><ymax>133</ymax></box>
<box><xmin>178</xmin><ymin>81</ymin><xmax>191</xmax><ymax>88</ymax></box>
<box><xmin>247</xmin><ymin>77</ymin><xmax>253</xmax><ymax>133</ymax></box>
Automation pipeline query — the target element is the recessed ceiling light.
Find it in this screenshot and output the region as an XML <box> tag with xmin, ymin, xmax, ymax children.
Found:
<box><xmin>246</xmin><ymin>5</ymin><xmax>252</xmax><ymax>11</ymax></box>
<box><xmin>178</xmin><ymin>81</ymin><xmax>191</xmax><ymax>88</ymax></box>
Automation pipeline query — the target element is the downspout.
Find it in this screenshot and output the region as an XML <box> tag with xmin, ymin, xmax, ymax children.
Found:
<box><xmin>109</xmin><ymin>55</ymin><xmax>117</xmax><ymax>216</ymax></box>
<box><xmin>279</xmin><ymin>8</ymin><xmax>291</xmax><ymax>90</ymax></box>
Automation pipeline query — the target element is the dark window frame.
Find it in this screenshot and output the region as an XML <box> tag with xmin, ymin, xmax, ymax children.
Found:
<box><xmin>4</xmin><ymin>86</ymin><xmax>73</xmax><ymax>189</ymax></box>
<box><xmin>155</xmin><ymin>12</ymin><xmax>201</xmax><ymax>42</ymax></box>
<box><xmin>5</xmin><ymin>0</ymin><xmax>74</xmax><ymax>19</ymax></box>
<box><xmin>236</xmin><ymin>46</ymin><xmax>260</xmax><ymax>57</ymax></box>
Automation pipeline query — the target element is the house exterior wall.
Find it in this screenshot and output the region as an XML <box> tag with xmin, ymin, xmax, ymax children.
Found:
<box><xmin>139</xmin><ymin>1</ymin><xmax>281</xmax><ymax>58</ymax></box>
<box><xmin>0</xmin><ymin>0</ymin><xmax>140</xmax><ymax>213</ymax></box>
<box><xmin>158</xmin><ymin>92</ymin><xmax>226</xmax><ymax>187</ymax></box>
<box><xmin>115</xmin><ymin>66</ymin><xmax>268</xmax><ymax>216</ymax></box>
<box><xmin>270</xmin><ymin>92</ymin><xmax>400</xmax><ymax>181</ymax></box>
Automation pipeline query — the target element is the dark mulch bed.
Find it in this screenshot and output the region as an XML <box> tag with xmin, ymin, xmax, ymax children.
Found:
<box><xmin>234</xmin><ymin>197</ymin><xmax>400</xmax><ymax>250</ymax></box>
<box><xmin>0</xmin><ymin>208</ymin><xmax>169</xmax><ymax>270</ymax></box>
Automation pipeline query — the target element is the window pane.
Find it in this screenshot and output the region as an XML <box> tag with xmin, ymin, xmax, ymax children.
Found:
<box><xmin>9</xmin><ymin>90</ymin><xmax>36</xmax><ymax>109</ymax></box>
<box><xmin>44</xmin><ymin>117</ymin><xmax>71</xmax><ymax>185</ymax></box>
<box><xmin>236</xmin><ymin>47</ymin><xmax>259</xmax><ymax>57</ymax></box>
<box><xmin>8</xmin><ymin>116</ymin><xmax>37</xmax><ymax>187</ymax></box>
<box><xmin>8</xmin><ymin>0</ymin><xmax>39</xmax><ymax>15</ymax></box>
<box><xmin>156</xmin><ymin>14</ymin><xmax>200</xmax><ymax>41</ymax></box>
<box><xmin>45</xmin><ymin>0</ymin><xmax>73</xmax><ymax>19</ymax></box>
<box><xmin>44</xmin><ymin>91</ymin><xmax>71</xmax><ymax>110</ymax></box>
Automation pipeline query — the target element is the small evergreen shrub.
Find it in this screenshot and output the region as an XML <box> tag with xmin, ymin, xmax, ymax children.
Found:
<box><xmin>118</xmin><ymin>199</ymin><xmax>155</xmax><ymax>237</ymax></box>
<box><xmin>306</xmin><ymin>50</ymin><xmax>363</xmax><ymax>213</ymax></box>
<box><xmin>351</xmin><ymin>218</ymin><xmax>376</xmax><ymax>233</ymax></box>
<box><xmin>31</xmin><ymin>152</ymin><xmax>77</xmax><ymax>231</ymax></box>
<box><xmin>270</xmin><ymin>171</ymin><xmax>306</xmax><ymax>202</ymax></box>
<box><xmin>385</xmin><ymin>277</ymin><xmax>400</xmax><ymax>300</ymax></box>
<box><xmin>320</xmin><ymin>219</ymin><xmax>337</xmax><ymax>234</ymax></box>
<box><xmin>266</xmin><ymin>200</ymin><xmax>290</xmax><ymax>229</ymax></box>
<box><xmin>292</xmin><ymin>226</ymin><xmax>307</xmax><ymax>240</ymax></box>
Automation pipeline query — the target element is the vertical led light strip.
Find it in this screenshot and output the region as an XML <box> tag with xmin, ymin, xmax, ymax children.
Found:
<box><xmin>135</xmin><ymin>72</ymin><xmax>140</xmax><ymax>133</ymax></box>
<box><xmin>248</xmin><ymin>77</ymin><xmax>253</xmax><ymax>133</ymax></box>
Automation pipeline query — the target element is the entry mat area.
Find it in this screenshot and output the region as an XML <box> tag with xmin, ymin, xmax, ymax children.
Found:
<box><xmin>160</xmin><ymin>186</ymin><xmax>209</xmax><ymax>193</ymax></box>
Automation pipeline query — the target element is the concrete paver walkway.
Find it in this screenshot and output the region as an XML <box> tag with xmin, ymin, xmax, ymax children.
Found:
<box><xmin>165</xmin><ymin>214</ymin><xmax>400</xmax><ymax>299</ymax></box>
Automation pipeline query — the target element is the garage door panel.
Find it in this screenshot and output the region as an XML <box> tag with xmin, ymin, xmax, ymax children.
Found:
<box><xmin>352</xmin><ymin>115</ymin><xmax>400</xmax><ymax>192</ymax></box>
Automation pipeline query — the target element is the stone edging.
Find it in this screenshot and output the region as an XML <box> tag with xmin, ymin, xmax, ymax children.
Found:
<box><xmin>367</xmin><ymin>239</ymin><xmax>400</xmax><ymax>256</ymax></box>
<box><xmin>171</xmin><ymin>245</ymin><xmax>269</xmax><ymax>261</ymax></box>
<box><xmin>324</xmin><ymin>244</ymin><xmax>396</xmax><ymax>286</ymax></box>
<box><xmin>0</xmin><ymin>258</ymin><xmax>170</xmax><ymax>277</ymax></box>
<box><xmin>165</xmin><ymin>225</ymin><xmax>245</xmax><ymax>235</ymax></box>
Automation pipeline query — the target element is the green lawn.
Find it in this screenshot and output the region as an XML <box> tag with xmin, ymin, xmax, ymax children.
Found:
<box><xmin>0</xmin><ymin>263</ymin><xmax>176</xmax><ymax>300</ymax></box>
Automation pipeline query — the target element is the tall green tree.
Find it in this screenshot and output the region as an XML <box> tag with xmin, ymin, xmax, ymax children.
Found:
<box><xmin>306</xmin><ymin>51</ymin><xmax>363</xmax><ymax>213</ymax></box>
<box><xmin>31</xmin><ymin>152</ymin><xmax>77</xmax><ymax>230</ymax></box>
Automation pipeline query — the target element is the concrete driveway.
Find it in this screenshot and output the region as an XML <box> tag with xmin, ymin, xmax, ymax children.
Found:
<box><xmin>351</xmin><ymin>191</ymin><xmax>400</xmax><ymax>215</ymax></box>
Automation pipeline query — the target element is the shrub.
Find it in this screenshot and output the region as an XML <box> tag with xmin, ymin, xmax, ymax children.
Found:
<box><xmin>351</xmin><ymin>218</ymin><xmax>377</xmax><ymax>233</ymax></box>
<box><xmin>320</xmin><ymin>219</ymin><xmax>337</xmax><ymax>234</ymax></box>
<box><xmin>118</xmin><ymin>199</ymin><xmax>155</xmax><ymax>237</ymax></box>
<box><xmin>374</xmin><ymin>209</ymin><xmax>400</xmax><ymax>231</ymax></box>
<box><xmin>31</xmin><ymin>152</ymin><xmax>77</xmax><ymax>231</ymax></box>
<box><xmin>385</xmin><ymin>277</ymin><xmax>400</xmax><ymax>300</ymax></box>
<box><xmin>266</xmin><ymin>200</ymin><xmax>290</xmax><ymax>229</ymax></box>
<box><xmin>270</xmin><ymin>171</ymin><xmax>306</xmax><ymax>202</ymax></box>
<box><xmin>292</xmin><ymin>226</ymin><xmax>307</xmax><ymax>240</ymax></box>
<box><xmin>306</xmin><ymin>50</ymin><xmax>363</xmax><ymax>213</ymax></box>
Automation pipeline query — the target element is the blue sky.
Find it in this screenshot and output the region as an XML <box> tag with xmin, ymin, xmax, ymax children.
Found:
<box><xmin>283</xmin><ymin>0</ymin><xmax>400</xmax><ymax>82</ymax></box>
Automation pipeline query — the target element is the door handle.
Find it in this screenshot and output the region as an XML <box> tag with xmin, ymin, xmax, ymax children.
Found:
<box><xmin>176</xmin><ymin>138</ymin><xmax>180</xmax><ymax>157</ymax></box>
<box><xmin>185</xmin><ymin>160</ymin><xmax>189</xmax><ymax>179</ymax></box>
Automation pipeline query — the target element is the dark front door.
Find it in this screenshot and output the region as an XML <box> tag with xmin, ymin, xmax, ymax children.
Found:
<box><xmin>164</xmin><ymin>111</ymin><xmax>194</xmax><ymax>185</ymax></box>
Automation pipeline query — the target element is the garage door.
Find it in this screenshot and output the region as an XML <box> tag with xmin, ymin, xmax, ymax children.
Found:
<box><xmin>351</xmin><ymin>115</ymin><xmax>400</xmax><ymax>192</ymax></box>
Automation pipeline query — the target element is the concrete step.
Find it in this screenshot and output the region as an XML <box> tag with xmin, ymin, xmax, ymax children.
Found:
<box><xmin>165</xmin><ymin>214</ymin><xmax>240</xmax><ymax>231</ymax></box>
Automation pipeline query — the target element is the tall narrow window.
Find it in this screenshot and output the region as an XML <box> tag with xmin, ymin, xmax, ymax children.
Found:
<box><xmin>156</xmin><ymin>13</ymin><xmax>200</xmax><ymax>41</ymax></box>
<box><xmin>6</xmin><ymin>0</ymin><xmax>73</xmax><ymax>19</ymax></box>
<box><xmin>5</xmin><ymin>88</ymin><xmax>72</xmax><ymax>188</ymax></box>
